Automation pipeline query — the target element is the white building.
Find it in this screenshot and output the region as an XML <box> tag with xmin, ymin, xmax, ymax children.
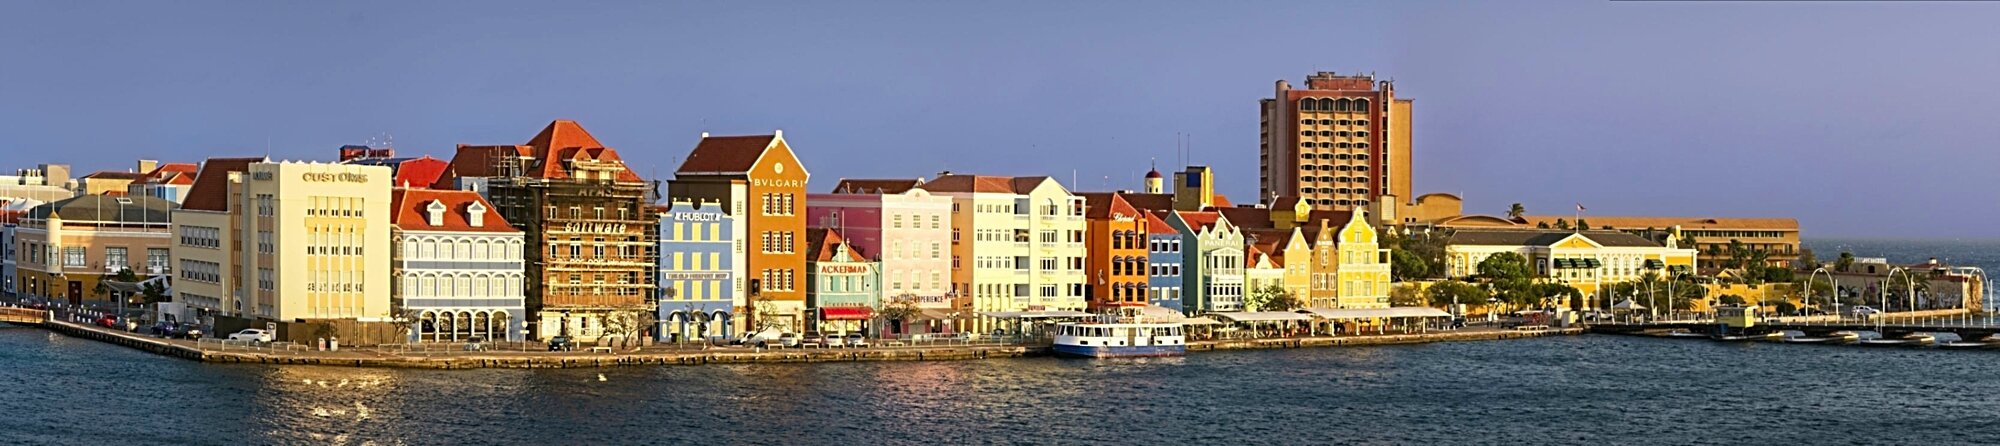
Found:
<box><xmin>389</xmin><ymin>188</ymin><xmax>526</xmax><ymax>342</ymax></box>
<box><xmin>171</xmin><ymin>159</ymin><xmax>393</xmax><ymax>324</ymax></box>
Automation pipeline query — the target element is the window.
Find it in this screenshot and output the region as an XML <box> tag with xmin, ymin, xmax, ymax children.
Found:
<box><xmin>63</xmin><ymin>247</ymin><xmax>85</xmax><ymax>267</ymax></box>
<box><xmin>105</xmin><ymin>247</ymin><xmax>128</xmax><ymax>271</ymax></box>
<box><xmin>146</xmin><ymin>248</ymin><xmax>168</xmax><ymax>272</ymax></box>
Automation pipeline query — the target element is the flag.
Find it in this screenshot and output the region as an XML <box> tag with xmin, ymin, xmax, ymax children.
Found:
<box><xmin>1575</xmin><ymin>203</ymin><xmax>1586</xmax><ymax>212</ymax></box>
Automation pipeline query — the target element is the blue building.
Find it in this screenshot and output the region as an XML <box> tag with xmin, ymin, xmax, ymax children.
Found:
<box><xmin>1145</xmin><ymin>212</ymin><xmax>1184</xmax><ymax>313</ymax></box>
<box><xmin>657</xmin><ymin>199</ymin><xmax>739</xmax><ymax>342</ymax></box>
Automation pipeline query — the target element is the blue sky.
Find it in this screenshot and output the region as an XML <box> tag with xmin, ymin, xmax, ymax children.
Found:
<box><xmin>3</xmin><ymin>1</ymin><xmax>1997</xmax><ymax>237</ymax></box>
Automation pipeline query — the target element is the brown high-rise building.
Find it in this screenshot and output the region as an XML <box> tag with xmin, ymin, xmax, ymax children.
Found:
<box><xmin>1259</xmin><ymin>72</ymin><xmax>1412</xmax><ymax>214</ymax></box>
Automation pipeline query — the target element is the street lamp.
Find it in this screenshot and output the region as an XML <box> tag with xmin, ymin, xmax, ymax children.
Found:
<box><xmin>1804</xmin><ymin>267</ymin><xmax>1835</xmax><ymax>323</ymax></box>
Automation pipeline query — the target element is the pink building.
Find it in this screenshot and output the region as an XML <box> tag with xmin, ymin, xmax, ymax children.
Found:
<box><xmin>808</xmin><ymin>179</ymin><xmax>954</xmax><ymax>334</ymax></box>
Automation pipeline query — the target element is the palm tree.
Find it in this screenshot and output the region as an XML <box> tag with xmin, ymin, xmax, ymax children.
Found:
<box><xmin>1506</xmin><ymin>203</ymin><xmax>1525</xmax><ymax>220</ymax></box>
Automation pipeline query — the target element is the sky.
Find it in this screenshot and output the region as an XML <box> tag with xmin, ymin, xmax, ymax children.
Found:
<box><xmin>3</xmin><ymin>1</ymin><xmax>1997</xmax><ymax>238</ymax></box>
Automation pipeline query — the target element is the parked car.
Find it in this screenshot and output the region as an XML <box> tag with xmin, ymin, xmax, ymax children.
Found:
<box><xmin>182</xmin><ymin>324</ymin><xmax>203</xmax><ymax>341</ymax></box>
<box><xmin>845</xmin><ymin>333</ymin><xmax>868</xmax><ymax>348</ymax></box>
<box><xmin>152</xmin><ymin>322</ymin><xmax>177</xmax><ymax>337</ymax></box>
<box><xmin>95</xmin><ymin>316</ymin><xmax>120</xmax><ymax>329</ymax></box>
<box><xmin>1850</xmin><ymin>306</ymin><xmax>1880</xmax><ymax>317</ymax></box>
<box><xmin>825</xmin><ymin>334</ymin><xmax>846</xmax><ymax>348</ymax></box>
<box><xmin>548</xmin><ymin>335</ymin><xmax>576</xmax><ymax>351</ymax></box>
<box><xmin>776</xmin><ymin>332</ymin><xmax>800</xmax><ymax>348</ymax></box>
<box><xmin>227</xmin><ymin>329</ymin><xmax>273</xmax><ymax>343</ymax></box>
<box><xmin>801</xmin><ymin>332</ymin><xmax>827</xmax><ymax>348</ymax></box>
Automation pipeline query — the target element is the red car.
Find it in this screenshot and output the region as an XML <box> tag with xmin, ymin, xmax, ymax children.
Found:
<box><xmin>96</xmin><ymin>316</ymin><xmax>119</xmax><ymax>329</ymax></box>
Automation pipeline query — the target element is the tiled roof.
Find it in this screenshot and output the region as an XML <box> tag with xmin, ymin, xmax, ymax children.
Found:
<box><xmin>181</xmin><ymin>157</ymin><xmax>264</xmax><ymax>212</ymax></box>
<box><xmin>1144</xmin><ymin>211</ymin><xmax>1178</xmax><ymax>235</ymax></box>
<box><xmin>831</xmin><ymin>179</ymin><xmax>923</xmax><ymax>194</ymax></box>
<box><xmin>1271</xmin><ymin>195</ymin><xmax>1301</xmax><ymax>210</ymax></box>
<box><xmin>1078</xmin><ymin>193</ymin><xmax>1144</xmax><ymax>219</ymax></box>
<box><xmin>806</xmin><ymin>228</ymin><xmax>865</xmax><ymax>262</ymax></box>
<box><xmin>132</xmin><ymin>163</ymin><xmax>198</xmax><ymax>185</ymax></box>
<box><xmin>1449</xmin><ymin>229</ymin><xmax>1664</xmax><ymax>248</ymax></box>
<box><xmin>389</xmin><ymin>188</ymin><xmax>518</xmax><ymax>233</ymax></box>
<box><xmin>1120</xmin><ymin>193</ymin><xmax>1175</xmax><ymax>212</ymax></box>
<box><xmin>678</xmin><ymin>134</ymin><xmax>776</xmax><ymax>175</ymax></box>
<box><xmin>1516</xmin><ymin>215</ymin><xmax>1799</xmax><ymax>231</ymax></box>
<box><xmin>1177</xmin><ymin>210</ymin><xmax>1223</xmax><ymax>231</ymax></box>
<box><xmin>919</xmin><ymin>174</ymin><xmax>1056</xmax><ymax>194</ymax></box>
<box><xmin>1218</xmin><ymin>206</ymin><xmax>1273</xmax><ymax>230</ymax></box>
<box><xmin>391</xmin><ymin>156</ymin><xmax>449</xmax><ymax>188</ymax></box>
<box><xmin>435</xmin><ymin>120</ymin><xmax>643</xmax><ymax>186</ymax></box>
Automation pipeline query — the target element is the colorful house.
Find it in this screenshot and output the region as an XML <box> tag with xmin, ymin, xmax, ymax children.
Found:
<box><xmin>1331</xmin><ymin>211</ymin><xmax>1391</xmax><ymax>309</ymax></box>
<box><xmin>918</xmin><ymin>174</ymin><xmax>1087</xmax><ymax>333</ymax></box>
<box><xmin>1144</xmin><ymin>212</ymin><xmax>1184</xmax><ymax>312</ymax></box>
<box><xmin>1446</xmin><ymin>228</ymin><xmax>1698</xmax><ymax>308</ymax></box>
<box><xmin>1244</xmin><ymin>243</ymin><xmax>1286</xmax><ymax>309</ymax></box>
<box><xmin>807</xmin><ymin>179</ymin><xmax>954</xmax><ymax>335</ymax></box>
<box><xmin>1166</xmin><ymin>210</ymin><xmax>1244</xmax><ymax>314</ymax></box>
<box><xmin>388</xmin><ymin>188</ymin><xmax>527</xmax><ymax>342</ymax></box>
<box><xmin>670</xmin><ymin>131</ymin><xmax>810</xmax><ymax>333</ymax></box>
<box><xmin>1078</xmin><ymin>192</ymin><xmax>1150</xmax><ymax>312</ymax></box>
<box><xmin>806</xmin><ymin>228</ymin><xmax>880</xmax><ymax>335</ymax></box>
<box><xmin>656</xmin><ymin>199</ymin><xmax>740</xmax><ymax>342</ymax></box>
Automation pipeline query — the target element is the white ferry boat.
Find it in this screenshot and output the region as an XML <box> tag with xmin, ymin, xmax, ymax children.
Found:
<box><xmin>1052</xmin><ymin>314</ymin><xmax>1186</xmax><ymax>358</ymax></box>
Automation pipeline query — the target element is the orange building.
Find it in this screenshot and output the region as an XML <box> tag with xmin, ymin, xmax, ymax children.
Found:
<box><xmin>670</xmin><ymin>131</ymin><xmax>811</xmax><ymax>332</ymax></box>
<box><xmin>1078</xmin><ymin>192</ymin><xmax>1150</xmax><ymax>311</ymax></box>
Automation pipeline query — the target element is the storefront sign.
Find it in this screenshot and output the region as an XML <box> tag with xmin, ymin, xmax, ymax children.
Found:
<box><xmin>563</xmin><ymin>222</ymin><xmax>629</xmax><ymax>234</ymax></box>
<box><xmin>750</xmin><ymin>178</ymin><xmax>805</xmax><ymax>189</ymax></box>
<box><xmin>301</xmin><ymin>172</ymin><xmax>369</xmax><ymax>183</ymax></box>
<box><xmin>818</xmin><ymin>264</ymin><xmax>871</xmax><ymax>274</ymax></box>
<box><xmin>663</xmin><ymin>272</ymin><xmax>729</xmax><ymax>281</ymax></box>
<box><xmin>669</xmin><ymin>212</ymin><xmax>722</xmax><ymax>222</ymax></box>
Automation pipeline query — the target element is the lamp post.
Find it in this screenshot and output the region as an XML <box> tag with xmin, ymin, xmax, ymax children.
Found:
<box><xmin>1885</xmin><ymin>267</ymin><xmax>1915</xmax><ymax>329</ymax></box>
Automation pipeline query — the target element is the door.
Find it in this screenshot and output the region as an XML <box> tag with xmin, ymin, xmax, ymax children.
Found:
<box><xmin>67</xmin><ymin>281</ymin><xmax>83</xmax><ymax>306</ymax></box>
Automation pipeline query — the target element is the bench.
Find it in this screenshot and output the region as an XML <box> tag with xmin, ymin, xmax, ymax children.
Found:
<box><xmin>587</xmin><ymin>346</ymin><xmax>613</xmax><ymax>354</ymax></box>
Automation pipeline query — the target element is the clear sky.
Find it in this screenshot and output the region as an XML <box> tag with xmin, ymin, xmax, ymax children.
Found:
<box><xmin>3</xmin><ymin>1</ymin><xmax>1997</xmax><ymax>238</ymax></box>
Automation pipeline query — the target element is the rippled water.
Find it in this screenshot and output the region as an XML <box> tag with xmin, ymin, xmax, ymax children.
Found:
<box><xmin>5</xmin><ymin>325</ymin><xmax>2000</xmax><ymax>445</ymax></box>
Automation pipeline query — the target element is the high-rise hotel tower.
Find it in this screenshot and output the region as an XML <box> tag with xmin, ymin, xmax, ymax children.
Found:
<box><xmin>1259</xmin><ymin>72</ymin><xmax>1412</xmax><ymax>214</ymax></box>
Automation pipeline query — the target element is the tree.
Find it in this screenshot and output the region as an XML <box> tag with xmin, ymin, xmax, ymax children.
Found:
<box><xmin>139</xmin><ymin>281</ymin><xmax>170</xmax><ymax>304</ymax></box>
<box><xmin>879</xmin><ymin>294</ymin><xmax>921</xmax><ymax>335</ymax></box>
<box><xmin>1246</xmin><ymin>284</ymin><xmax>1302</xmax><ymax>311</ymax></box>
<box><xmin>1389</xmin><ymin>284</ymin><xmax>1427</xmax><ymax>307</ymax></box>
<box><xmin>1390</xmin><ymin>250</ymin><xmax>1429</xmax><ymax>281</ymax></box>
<box><xmin>1797</xmin><ymin>247</ymin><xmax>1821</xmax><ymax>270</ymax></box>
<box><xmin>1835</xmin><ymin>251</ymin><xmax>1856</xmax><ymax>272</ymax></box>
<box><xmin>1424</xmin><ymin>280</ymin><xmax>1486</xmax><ymax>309</ymax></box>
<box><xmin>1574</xmin><ymin>218</ymin><xmax>1591</xmax><ymax>231</ymax></box>
<box><xmin>1506</xmin><ymin>203</ymin><xmax>1525</xmax><ymax>220</ymax></box>
<box><xmin>1761</xmin><ymin>299</ymin><xmax>1798</xmax><ymax>316</ymax></box>
<box><xmin>1554</xmin><ymin>219</ymin><xmax>1571</xmax><ymax>230</ymax></box>
<box><xmin>1718</xmin><ymin>294</ymin><xmax>1746</xmax><ymax>306</ymax></box>
<box><xmin>387</xmin><ymin>299</ymin><xmax>422</xmax><ymax>343</ymax></box>
<box><xmin>1536</xmin><ymin>222</ymin><xmax>1551</xmax><ymax>229</ymax></box>
<box><xmin>1476</xmin><ymin>252</ymin><xmax>1534</xmax><ymax>281</ymax></box>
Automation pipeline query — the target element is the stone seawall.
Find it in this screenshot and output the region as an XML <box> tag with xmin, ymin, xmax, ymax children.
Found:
<box><xmin>34</xmin><ymin>320</ymin><xmax>1580</xmax><ymax>369</ymax></box>
<box><xmin>1190</xmin><ymin>328</ymin><xmax>1582</xmax><ymax>352</ymax></box>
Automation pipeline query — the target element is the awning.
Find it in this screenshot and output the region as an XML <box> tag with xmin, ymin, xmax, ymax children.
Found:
<box><xmin>1211</xmin><ymin>311</ymin><xmax>1314</xmax><ymax>323</ymax></box>
<box><xmin>819</xmin><ymin>307</ymin><xmax>874</xmax><ymax>321</ymax></box>
<box><xmin>1643</xmin><ymin>259</ymin><xmax>1665</xmax><ymax>269</ymax></box>
<box><xmin>916</xmin><ymin>309</ymin><xmax>959</xmax><ymax>320</ymax></box>
<box><xmin>1553</xmin><ymin>258</ymin><xmax>1603</xmax><ymax>269</ymax></box>
<box><xmin>977</xmin><ymin>310</ymin><xmax>1094</xmax><ymax>319</ymax></box>
<box><xmin>1181</xmin><ymin>317</ymin><xmax>1223</xmax><ymax>326</ymax></box>
<box><xmin>1297</xmin><ymin>307</ymin><xmax>1453</xmax><ymax>319</ymax></box>
<box><xmin>1612</xmin><ymin>300</ymin><xmax>1645</xmax><ymax>310</ymax></box>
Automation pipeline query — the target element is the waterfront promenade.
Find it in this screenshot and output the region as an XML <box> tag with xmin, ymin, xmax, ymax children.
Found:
<box><xmin>7</xmin><ymin>313</ymin><xmax>1578</xmax><ymax>369</ymax></box>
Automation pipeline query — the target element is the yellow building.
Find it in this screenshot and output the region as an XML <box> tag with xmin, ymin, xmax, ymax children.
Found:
<box><xmin>172</xmin><ymin>159</ymin><xmax>393</xmax><ymax>323</ymax></box>
<box><xmin>14</xmin><ymin>195</ymin><xmax>175</xmax><ymax>305</ymax></box>
<box><xmin>918</xmin><ymin>174</ymin><xmax>1087</xmax><ymax>333</ymax></box>
<box><xmin>1244</xmin><ymin>243</ymin><xmax>1285</xmax><ymax>309</ymax></box>
<box><xmin>1446</xmin><ymin>229</ymin><xmax>1698</xmax><ymax>307</ymax></box>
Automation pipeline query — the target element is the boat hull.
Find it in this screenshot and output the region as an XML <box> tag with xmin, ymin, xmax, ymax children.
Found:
<box><xmin>1051</xmin><ymin>343</ymin><xmax>1186</xmax><ymax>358</ymax></box>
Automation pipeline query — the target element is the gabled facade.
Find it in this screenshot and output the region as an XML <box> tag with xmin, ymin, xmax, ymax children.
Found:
<box><xmin>806</xmin><ymin>228</ymin><xmax>879</xmax><ymax>334</ymax></box>
<box><xmin>1078</xmin><ymin>192</ymin><xmax>1149</xmax><ymax>311</ymax></box>
<box><xmin>670</xmin><ymin>131</ymin><xmax>810</xmax><ymax>333</ymax></box>
<box><xmin>1332</xmin><ymin>211</ymin><xmax>1391</xmax><ymax>309</ymax></box>
<box><xmin>1244</xmin><ymin>244</ymin><xmax>1285</xmax><ymax>310</ymax></box>
<box><xmin>656</xmin><ymin>199</ymin><xmax>740</xmax><ymax>342</ymax></box>
<box><xmin>1170</xmin><ymin>210</ymin><xmax>1244</xmax><ymax>314</ymax></box>
<box><xmin>919</xmin><ymin>174</ymin><xmax>1087</xmax><ymax>332</ymax></box>
<box><xmin>126</xmin><ymin>162</ymin><xmax>198</xmax><ymax>204</ymax></box>
<box><xmin>389</xmin><ymin>188</ymin><xmax>526</xmax><ymax>342</ymax></box>
<box><xmin>1446</xmin><ymin>228</ymin><xmax>1698</xmax><ymax>306</ymax></box>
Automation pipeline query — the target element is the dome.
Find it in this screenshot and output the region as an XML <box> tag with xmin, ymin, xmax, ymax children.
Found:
<box><xmin>1144</xmin><ymin>169</ymin><xmax>1164</xmax><ymax>179</ymax></box>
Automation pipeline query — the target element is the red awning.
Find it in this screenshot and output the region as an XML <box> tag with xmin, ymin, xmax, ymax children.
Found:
<box><xmin>819</xmin><ymin>307</ymin><xmax>874</xmax><ymax>321</ymax></box>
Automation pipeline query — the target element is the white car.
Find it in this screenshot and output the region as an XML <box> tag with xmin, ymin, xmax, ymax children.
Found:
<box><xmin>1850</xmin><ymin>306</ymin><xmax>1880</xmax><ymax>317</ymax></box>
<box><xmin>228</xmin><ymin>329</ymin><xmax>273</xmax><ymax>343</ymax></box>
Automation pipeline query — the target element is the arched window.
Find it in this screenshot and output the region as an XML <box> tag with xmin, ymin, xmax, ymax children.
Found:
<box><xmin>1334</xmin><ymin>98</ymin><xmax>1352</xmax><ymax>112</ymax></box>
<box><xmin>1353</xmin><ymin>99</ymin><xmax>1371</xmax><ymax>111</ymax></box>
<box><xmin>1300</xmin><ymin>98</ymin><xmax>1318</xmax><ymax>112</ymax></box>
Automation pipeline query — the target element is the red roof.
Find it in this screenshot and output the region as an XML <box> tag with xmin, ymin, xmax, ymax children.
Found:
<box><xmin>806</xmin><ymin>228</ymin><xmax>866</xmax><ymax>262</ymax></box>
<box><xmin>132</xmin><ymin>163</ymin><xmax>199</xmax><ymax>186</ymax></box>
<box><xmin>919</xmin><ymin>175</ymin><xmax>1058</xmax><ymax>194</ymax></box>
<box><xmin>1077</xmin><ymin>192</ymin><xmax>1142</xmax><ymax>219</ymax></box>
<box><xmin>433</xmin><ymin>120</ymin><xmax>643</xmax><ymax>187</ymax></box>
<box><xmin>82</xmin><ymin>171</ymin><xmax>145</xmax><ymax>180</ymax></box>
<box><xmin>1177</xmin><ymin>211</ymin><xmax>1223</xmax><ymax>231</ymax></box>
<box><xmin>1218</xmin><ymin>206</ymin><xmax>1273</xmax><ymax>230</ymax></box>
<box><xmin>831</xmin><ymin>179</ymin><xmax>922</xmax><ymax>194</ymax></box>
<box><xmin>1145</xmin><ymin>211</ymin><xmax>1179</xmax><ymax>235</ymax></box>
<box><xmin>678</xmin><ymin>134</ymin><xmax>777</xmax><ymax>174</ymax></box>
<box><xmin>392</xmin><ymin>156</ymin><xmax>449</xmax><ymax>188</ymax></box>
<box><xmin>1121</xmin><ymin>193</ymin><xmax>1175</xmax><ymax>212</ymax></box>
<box><xmin>181</xmin><ymin>157</ymin><xmax>264</xmax><ymax>212</ymax></box>
<box><xmin>389</xmin><ymin>188</ymin><xmax>519</xmax><ymax>233</ymax></box>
